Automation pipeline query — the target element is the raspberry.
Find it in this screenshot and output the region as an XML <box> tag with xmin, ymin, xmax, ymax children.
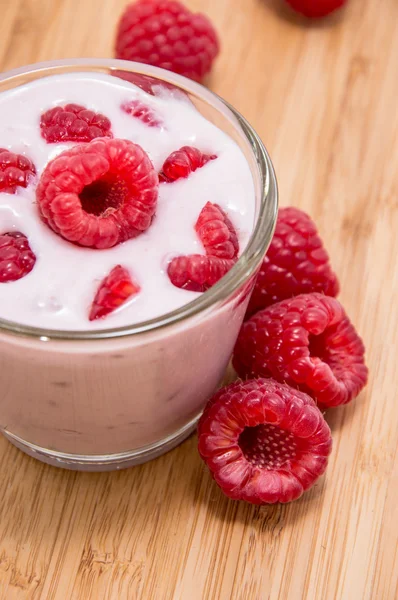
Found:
<box><xmin>233</xmin><ymin>294</ymin><xmax>368</xmax><ymax>408</ymax></box>
<box><xmin>121</xmin><ymin>99</ymin><xmax>163</xmax><ymax>127</ymax></box>
<box><xmin>167</xmin><ymin>202</ymin><xmax>237</xmax><ymax>291</ymax></box>
<box><xmin>195</xmin><ymin>202</ymin><xmax>239</xmax><ymax>260</ymax></box>
<box><xmin>167</xmin><ymin>254</ymin><xmax>235</xmax><ymax>292</ymax></box>
<box><xmin>40</xmin><ymin>104</ymin><xmax>112</xmax><ymax>143</ymax></box>
<box><xmin>115</xmin><ymin>0</ymin><xmax>220</xmax><ymax>82</ymax></box>
<box><xmin>0</xmin><ymin>232</ymin><xmax>36</xmax><ymax>282</ymax></box>
<box><xmin>36</xmin><ymin>138</ymin><xmax>158</xmax><ymax>249</ymax></box>
<box><xmin>113</xmin><ymin>71</ymin><xmax>159</xmax><ymax>95</ymax></box>
<box><xmin>198</xmin><ymin>378</ymin><xmax>332</xmax><ymax>504</ymax></box>
<box><xmin>89</xmin><ymin>265</ymin><xmax>140</xmax><ymax>321</ymax></box>
<box><xmin>284</xmin><ymin>0</ymin><xmax>347</xmax><ymax>18</ymax></box>
<box><xmin>247</xmin><ymin>207</ymin><xmax>339</xmax><ymax>317</ymax></box>
<box><xmin>0</xmin><ymin>149</ymin><xmax>36</xmax><ymax>194</ymax></box>
<box><xmin>113</xmin><ymin>71</ymin><xmax>183</xmax><ymax>99</ymax></box>
<box><xmin>159</xmin><ymin>146</ymin><xmax>216</xmax><ymax>183</ymax></box>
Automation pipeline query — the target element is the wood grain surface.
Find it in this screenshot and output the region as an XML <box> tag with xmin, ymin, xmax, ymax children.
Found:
<box><xmin>0</xmin><ymin>0</ymin><xmax>395</xmax><ymax>598</ymax></box>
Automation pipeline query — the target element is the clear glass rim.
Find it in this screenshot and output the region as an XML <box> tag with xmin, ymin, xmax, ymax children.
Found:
<box><xmin>0</xmin><ymin>58</ymin><xmax>278</xmax><ymax>341</ymax></box>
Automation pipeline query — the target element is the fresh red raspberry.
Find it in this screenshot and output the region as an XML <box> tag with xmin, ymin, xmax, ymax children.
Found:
<box><xmin>159</xmin><ymin>146</ymin><xmax>216</xmax><ymax>183</ymax></box>
<box><xmin>195</xmin><ymin>202</ymin><xmax>239</xmax><ymax>260</ymax></box>
<box><xmin>234</xmin><ymin>294</ymin><xmax>368</xmax><ymax>409</ymax></box>
<box><xmin>89</xmin><ymin>265</ymin><xmax>140</xmax><ymax>321</ymax></box>
<box><xmin>284</xmin><ymin>0</ymin><xmax>347</xmax><ymax>18</ymax></box>
<box><xmin>40</xmin><ymin>104</ymin><xmax>112</xmax><ymax>143</ymax></box>
<box><xmin>247</xmin><ymin>207</ymin><xmax>339</xmax><ymax>317</ymax></box>
<box><xmin>36</xmin><ymin>138</ymin><xmax>158</xmax><ymax>249</ymax></box>
<box><xmin>198</xmin><ymin>378</ymin><xmax>332</xmax><ymax>504</ymax></box>
<box><xmin>115</xmin><ymin>0</ymin><xmax>220</xmax><ymax>82</ymax></box>
<box><xmin>0</xmin><ymin>149</ymin><xmax>36</xmax><ymax>194</ymax></box>
<box><xmin>0</xmin><ymin>232</ymin><xmax>36</xmax><ymax>282</ymax></box>
<box><xmin>121</xmin><ymin>99</ymin><xmax>163</xmax><ymax>127</ymax></box>
<box><xmin>167</xmin><ymin>254</ymin><xmax>235</xmax><ymax>292</ymax></box>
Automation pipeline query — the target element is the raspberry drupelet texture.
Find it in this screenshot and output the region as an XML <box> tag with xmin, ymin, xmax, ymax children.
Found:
<box><xmin>195</xmin><ymin>202</ymin><xmax>239</xmax><ymax>260</ymax></box>
<box><xmin>167</xmin><ymin>254</ymin><xmax>235</xmax><ymax>292</ymax></box>
<box><xmin>115</xmin><ymin>0</ymin><xmax>220</xmax><ymax>82</ymax></box>
<box><xmin>284</xmin><ymin>0</ymin><xmax>347</xmax><ymax>18</ymax></box>
<box><xmin>40</xmin><ymin>104</ymin><xmax>112</xmax><ymax>143</ymax></box>
<box><xmin>89</xmin><ymin>265</ymin><xmax>140</xmax><ymax>321</ymax></box>
<box><xmin>234</xmin><ymin>293</ymin><xmax>368</xmax><ymax>408</ymax></box>
<box><xmin>198</xmin><ymin>378</ymin><xmax>333</xmax><ymax>504</ymax></box>
<box><xmin>247</xmin><ymin>207</ymin><xmax>339</xmax><ymax>317</ymax></box>
<box><xmin>0</xmin><ymin>149</ymin><xmax>36</xmax><ymax>194</ymax></box>
<box><xmin>0</xmin><ymin>232</ymin><xmax>36</xmax><ymax>282</ymax></box>
<box><xmin>121</xmin><ymin>99</ymin><xmax>163</xmax><ymax>128</ymax></box>
<box><xmin>159</xmin><ymin>146</ymin><xmax>217</xmax><ymax>183</ymax></box>
<box><xmin>36</xmin><ymin>138</ymin><xmax>159</xmax><ymax>249</ymax></box>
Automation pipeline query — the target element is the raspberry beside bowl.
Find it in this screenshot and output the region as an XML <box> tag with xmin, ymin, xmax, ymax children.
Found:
<box><xmin>0</xmin><ymin>58</ymin><xmax>277</xmax><ymax>471</ymax></box>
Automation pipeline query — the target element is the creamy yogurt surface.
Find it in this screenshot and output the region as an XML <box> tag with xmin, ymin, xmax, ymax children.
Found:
<box><xmin>0</xmin><ymin>72</ymin><xmax>255</xmax><ymax>330</ymax></box>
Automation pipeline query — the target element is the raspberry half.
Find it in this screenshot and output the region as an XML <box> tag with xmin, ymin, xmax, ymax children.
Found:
<box><xmin>115</xmin><ymin>0</ymin><xmax>220</xmax><ymax>82</ymax></box>
<box><xmin>89</xmin><ymin>265</ymin><xmax>140</xmax><ymax>321</ymax></box>
<box><xmin>121</xmin><ymin>99</ymin><xmax>163</xmax><ymax>128</ymax></box>
<box><xmin>167</xmin><ymin>254</ymin><xmax>235</xmax><ymax>292</ymax></box>
<box><xmin>195</xmin><ymin>202</ymin><xmax>239</xmax><ymax>260</ymax></box>
<box><xmin>40</xmin><ymin>104</ymin><xmax>112</xmax><ymax>143</ymax></box>
<box><xmin>234</xmin><ymin>293</ymin><xmax>368</xmax><ymax>408</ymax></box>
<box><xmin>159</xmin><ymin>146</ymin><xmax>217</xmax><ymax>183</ymax></box>
<box><xmin>36</xmin><ymin>138</ymin><xmax>159</xmax><ymax>249</ymax></box>
<box><xmin>247</xmin><ymin>207</ymin><xmax>339</xmax><ymax>317</ymax></box>
<box><xmin>167</xmin><ymin>202</ymin><xmax>238</xmax><ymax>291</ymax></box>
<box><xmin>0</xmin><ymin>149</ymin><xmax>36</xmax><ymax>194</ymax></box>
<box><xmin>198</xmin><ymin>378</ymin><xmax>332</xmax><ymax>504</ymax></box>
<box><xmin>285</xmin><ymin>0</ymin><xmax>347</xmax><ymax>18</ymax></box>
<box><xmin>0</xmin><ymin>232</ymin><xmax>36</xmax><ymax>282</ymax></box>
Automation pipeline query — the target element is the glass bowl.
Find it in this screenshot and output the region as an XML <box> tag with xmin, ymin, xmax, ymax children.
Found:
<box><xmin>0</xmin><ymin>58</ymin><xmax>278</xmax><ymax>471</ymax></box>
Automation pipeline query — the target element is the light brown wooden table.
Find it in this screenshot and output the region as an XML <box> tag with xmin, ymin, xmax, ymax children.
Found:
<box><xmin>0</xmin><ymin>1</ymin><xmax>395</xmax><ymax>598</ymax></box>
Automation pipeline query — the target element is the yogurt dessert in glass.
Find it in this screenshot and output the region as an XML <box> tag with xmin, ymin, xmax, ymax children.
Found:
<box><xmin>0</xmin><ymin>59</ymin><xmax>277</xmax><ymax>471</ymax></box>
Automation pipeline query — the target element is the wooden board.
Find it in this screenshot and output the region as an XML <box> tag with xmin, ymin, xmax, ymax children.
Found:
<box><xmin>0</xmin><ymin>1</ymin><xmax>396</xmax><ymax>598</ymax></box>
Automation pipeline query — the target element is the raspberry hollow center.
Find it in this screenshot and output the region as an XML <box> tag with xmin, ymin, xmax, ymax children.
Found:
<box><xmin>79</xmin><ymin>175</ymin><xmax>128</xmax><ymax>217</ymax></box>
<box><xmin>238</xmin><ymin>424</ymin><xmax>298</xmax><ymax>470</ymax></box>
<box><xmin>308</xmin><ymin>333</ymin><xmax>329</xmax><ymax>362</ymax></box>
<box><xmin>308</xmin><ymin>330</ymin><xmax>346</xmax><ymax>378</ymax></box>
